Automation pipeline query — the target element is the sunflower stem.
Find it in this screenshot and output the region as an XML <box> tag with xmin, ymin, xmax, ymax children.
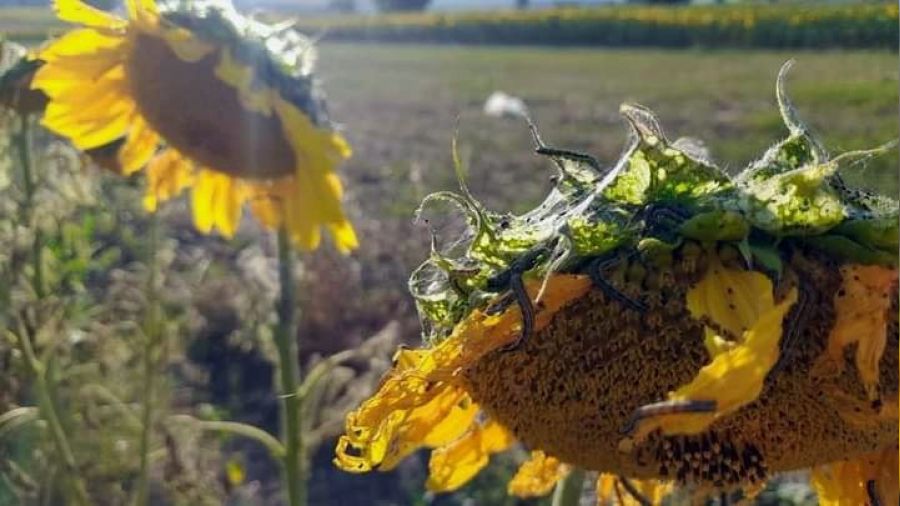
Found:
<box><xmin>274</xmin><ymin>226</ymin><xmax>306</xmax><ymax>506</ymax></box>
<box><xmin>12</xmin><ymin>116</ymin><xmax>88</xmax><ymax>505</ymax></box>
<box><xmin>134</xmin><ymin>213</ymin><xmax>162</xmax><ymax>506</ymax></box>
<box><xmin>551</xmin><ymin>468</ymin><xmax>585</xmax><ymax>506</ymax></box>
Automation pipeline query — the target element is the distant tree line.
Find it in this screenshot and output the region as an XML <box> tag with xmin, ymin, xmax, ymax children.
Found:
<box><xmin>302</xmin><ymin>3</ymin><xmax>898</xmax><ymax>48</ymax></box>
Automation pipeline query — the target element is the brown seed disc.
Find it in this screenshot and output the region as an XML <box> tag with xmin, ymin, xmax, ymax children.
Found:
<box><xmin>126</xmin><ymin>32</ymin><xmax>295</xmax><ymax>179</ymax></box>
<box><xmin>461</xmin><ymin>246</ymin><xmax>898</xmax><ymax>486</ymax></box>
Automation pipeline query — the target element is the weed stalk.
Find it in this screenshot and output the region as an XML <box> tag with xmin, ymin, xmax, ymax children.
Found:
<box><xmin>13</xmin><ymin>115</ymin><xmax>88</xmax><ymax>505</ymax></box>
<box><xmin>134</xmin><ymin>213</ymin><xmax>162</xmax><ymax>506</ymax></box>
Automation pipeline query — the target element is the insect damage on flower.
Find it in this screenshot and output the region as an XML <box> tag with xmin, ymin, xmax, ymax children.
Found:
<box><xmin>336</xmin><ymin>61</ymin><xmax>898</xmax><ymax>504</ymax></box>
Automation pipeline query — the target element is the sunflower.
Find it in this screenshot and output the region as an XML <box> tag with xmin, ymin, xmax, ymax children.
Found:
<box><xmin>31</xmin><ymin>0</ymin><xmax>356</xmax><ymax>251</ymax></box>
<box><xmin>335</xmin><ymin>63</ymin><xmax>898</xmax><ymax>504</ymax></box>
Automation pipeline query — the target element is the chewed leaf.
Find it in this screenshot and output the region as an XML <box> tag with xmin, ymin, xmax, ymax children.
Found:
<box><xmin>775</xmin><ymin>60</ymin><xmax>828</xmax><ymax>161</ymax></box>
<box><xmin>672</xmin><ymin>136</ymin><xmax>715</xmax><ymax>166</ymax></box>
<box><xmin>741</xmin><ymin>61</ymin><xmax>828</xmax><ymax>184</ymax></box>
<box><xmin>603</xmin><ymin>103</ymin><xmax>730</xmax><ymax>205</ymax></box>
<box><xmin>741</xmin><ymin>161</ymin><xmax>845</xmax><ymax>235</ymax></box>
<box><xmin>566</xmin><ymin>212</ymin><xmax>629</xmax><ymax>257</ymax></box>
<box><xmin>528</xmin><ymin>119</ymin><xmax>602</xmax><ymax>194</ymax></box>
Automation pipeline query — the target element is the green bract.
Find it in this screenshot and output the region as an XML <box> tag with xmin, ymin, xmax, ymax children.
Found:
<box><xmin>410</xmin><ymin>61</ymin><xmax>897</xmax><ymax>343</ymax></box>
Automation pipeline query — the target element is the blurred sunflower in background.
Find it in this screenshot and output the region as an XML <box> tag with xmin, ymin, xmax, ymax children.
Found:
<box><xmin>31</xmin><ymin>0</ymin><xmax>356</xmax><ymax>251</ymax></box>
<box><xmin>335</xmin><ymin>64</ymin><xmax>898</xmax><ymax>505</ymax></box>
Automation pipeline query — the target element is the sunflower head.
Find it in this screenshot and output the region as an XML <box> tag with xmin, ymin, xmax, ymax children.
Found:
<box><xmin>32</xmin><ymin>0</ymin><xmax>356</xmax><ymax>251</ymax></box>
<box><xmin>336</xmin><ymin>62</ymin><xmax>898</xmax><ymax>504</ymax></box>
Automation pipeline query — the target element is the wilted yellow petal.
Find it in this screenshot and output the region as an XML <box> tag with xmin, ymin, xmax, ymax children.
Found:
<box><xmin>595</xmin><ymin>474</ymin><xmax>616</xmax><ymax>504</ymax></box>
<box><xmin>812</xmin><ymin>449</ymin><xmax>898</xmax><ymax>506</ymax></box>
<box><xmin>53</xmin><ymin>0</ymin><xmax>126</xmax><ymax>30</ymax></box>
<box><xmin>143</xmin><ymin>148</ymin><xmax>193</xmax><ymax>211</ymax></box>
<box><xmin>335</xmin><ymin>275</ymin><xmax>591</xmax><ymax>476</ymax></box>
<box><xmin>508</xmin><ymin>450</ymin><xmax>568</xmax><ymax>498</ymax></box>
<box><xmin>686</xmin><ymin>257</ymin><xmax>774</xmax><ymax>339</ymax></box>
<box><xmin>631</xmin><ymin>264</ymin><xmax>797</xmax><ymax>439</ymax></box>
<box><xmin>334</xmin><ymin>347</ymin><xmax>464</xmax><ymax>473</ymax></box>
<box><xmin>117</xmin><ymin>115</ymin><xmax>159</xmax><ymax>174</ymax></box>
<box><xmin>595</xmin><ymin>474</ymin><xmax>671</xmax><ymax>506</ymax></box>
<box><xmin>819</xmin><ymin>264</ymin><xmax>897</xmax><ymax>401</ymax></box>
<box><xmin>426</xmin><ymin>420</ymin><xmax>515</xmax><ymax>493</ymax></box>
<box><xmin>379</xmin><ymin>389</ymin><xmax>479</xmax><ymax>471</ymax></box>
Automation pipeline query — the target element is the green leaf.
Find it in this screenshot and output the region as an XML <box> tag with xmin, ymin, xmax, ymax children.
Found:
<box><xmin>679</xmin><ymin>210</ymin><xmax>749</xmax><ymax>242</ymax></box>
<box><xmin>802</xmin><ymin>235</ymin><xmax>897</xmax><ymax>267</ymax></box>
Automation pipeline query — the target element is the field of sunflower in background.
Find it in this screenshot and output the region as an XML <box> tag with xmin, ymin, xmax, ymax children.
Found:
<box><xmin>0</xmin><ymin>0</ymin><xmax>897</xmax><ymax>504</ymax></box>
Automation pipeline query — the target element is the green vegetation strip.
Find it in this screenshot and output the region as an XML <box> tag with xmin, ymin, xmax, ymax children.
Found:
<box><xmin>291</xmin><ymin>3</ymin><xmax>898</xmax><ymax>49</ymax></box>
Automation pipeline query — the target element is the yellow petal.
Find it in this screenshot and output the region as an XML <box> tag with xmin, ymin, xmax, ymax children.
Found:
<box><xmin>160</xmin><ymin>26</ymin><xmax>215</xmax><ymax>63</ymax></box>
<box><xmin>334</xmin><ymin>275</ymin><xmax>591</xmax><ymax>475</ymax></box>
<box><xmin>125</xmin><ymin>0</ymin><xmax>158</xmax><ymax>23</ymax></box>
<box><xmin>53</xmin><ymin>0</ymin><xmax>126</xmax><ymax>29</ymax></box>
<box><xmin>595</xmin><ymin>475</ymin><xmax>671</xmax><ymax>506</ymax></box>
<box><xmin>426</xmin><ymin>420</ymin><xmax>515</xmax><ymax>493</ymax></box>
<box><xmin>214</xmin><ymin>48</ymin><xmax>273</xmax><ymax>114</ymax></box>
<box><xmin>379</xmin><ymin>390</ymin><xmax>479</xmax><ymax>471</ymax></box>
<box><xmin>44</xmin><ymin>94</ymin><xmax>134</xmax><ymax>149</ymax></box>
<box><xmin>38</xmin><ymin>63</ymin><xmax>134</xmax><ymax>150</ymax></box>
<box><xmin>507</xmin><ymin>451</ymin><xmax>568</xmax><ymax>498</ymax></box>
<box><xmin>273</xmin><ymin>96</ymin><xmax>357</xmax><ymax>252</ymax></box>
<box><xmin>819</xmin><ymin>265</ymin><xmax>897</xmax><ymax>401</ymax></box>
<box><xmin>630</xmin><ymin>264</ymin><xmax>797</xmax><ymax>439</ymax></box>
<box><xmin>31</xmin><ymin>54</ymin><xmax>124</xmax><ymax>98</ymax></box>
<box><xmin>812</xmin><ymin>449</ymin><xmax>898</xmax><ymax>506</ymax></box>
<box><xmin>248</xmin><ymin>172</ymin><xmax>357</xmax><ymax>253</ymax></box>
<box><xmin>328</xmin><ymin>220</ymin><xmax>359</xmax><ymax>254</ymax></box>
<box><xmin>334</xmin><ymin>349</ymin><xmax>463</xmax><ymax>473</ymax></box>
<box><xmin>686</xmin><ymin>257</ymin><xmax>773</xmax><ymax>338</ymax></box>
<box><xmin>191</xmin><ymin>169</ymin><xmax>245</xmax><ymax>238</ymax></box>
<box><xmin>37</xmin><ymin>28</ymin><xmax>126</xmax><ymax>63</ymax></box>
<box><xmin>117</xmin><ymin>115</ymin><xmax>160</xmax><ymax>174</ymax></box>
<box><xmin>143</xmin><ymin>148</ymin><xmax>194</xmax><ymax>211</ymax></box>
